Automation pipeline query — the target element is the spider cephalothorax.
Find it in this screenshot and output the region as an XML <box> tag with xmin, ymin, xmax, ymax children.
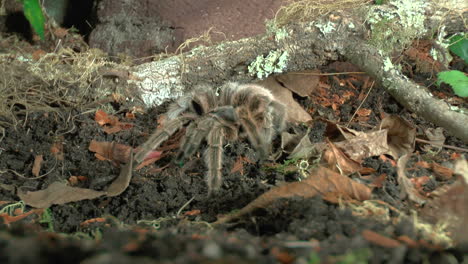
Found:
<box><xmin>135</xmin><ymin>82</ymin><xmax>286</xmax><ymax>193</ymax></box>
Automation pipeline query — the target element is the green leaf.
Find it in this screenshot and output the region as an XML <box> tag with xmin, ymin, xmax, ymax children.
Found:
<box><xmin>22</xmin><ymin>0</ymin><xmax>45</xmax><ymax>40</ymax></box>
<box><xmin>448</xmin><ymin>34</ymin><xmax>468</xmax><ymax>64</ymax></box>
<box><xmin>437</xmin><ymin>70</ymin><xmax>468</xmax><ymax>97</ymax></box>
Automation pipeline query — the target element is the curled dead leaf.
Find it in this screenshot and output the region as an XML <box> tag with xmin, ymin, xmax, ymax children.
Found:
<box><xmin>380</xmin><ymin>115</ymin><xmax>415</xmax><ymax>159</ymax></box>
<box><xmin>257</xmin><ymin>77</ymin><xmax>312</xmax><ymax>123</ymax></box>
<box><xmin>324</xmin><ymin>139</ymin><xmax>362</xmax><ymax>175</ymax></box>
<box><xmin>275</xmin><ymin>70</ymin><xmax>320</xmax><ymax>97</ymax></box>
<box><xmin>422</xmin><ymin>127</ymin><xmax>445</xmax><ymax>152</ymax></box>
<box><xmin>215</xmin><ymin>166</ymin><xmax>371</xmax><ymax>224</ymax></box>
<box><xmin>18</xmin><ymin>151</ymin><xmax>135</xmax><ymax>208</ymax></box>
<box><xmin>18</xmin><ymin>182</ymin><xmax>104</xmax><ymax>208</ymax></box>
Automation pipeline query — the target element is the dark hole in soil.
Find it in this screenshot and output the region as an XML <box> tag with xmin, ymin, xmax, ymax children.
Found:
<box><xmin>62</xmin><ymin>0</ymin><xmax>96</xmax><ymax>39</ymax></box>
<box><xmin>5</xmin><ymin>12</ymin><xmax>32</xmax><ymax>41</ymax></box>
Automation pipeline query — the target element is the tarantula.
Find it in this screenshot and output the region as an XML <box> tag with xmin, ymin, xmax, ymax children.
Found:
<box><xmin>135</xmin><ymin>82</ymin><xmax>286</xmax><ymax>193</ymax></box>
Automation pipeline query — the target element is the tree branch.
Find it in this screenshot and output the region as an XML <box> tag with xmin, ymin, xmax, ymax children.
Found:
<box><xmin>129</xmin><ymin>3</ymin><xmax>468</xmax><ymax>142</ymax></box>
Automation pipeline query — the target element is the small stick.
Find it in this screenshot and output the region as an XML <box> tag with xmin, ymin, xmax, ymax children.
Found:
<box><xmin>416</xmin><ymin>138</ymin><xmax>468</xmax><ymax>152</ymax></box>
<box><xmin>346</xmin><ymin>81</ymin><xmax>375</xmax><ymax>127</ymax></box>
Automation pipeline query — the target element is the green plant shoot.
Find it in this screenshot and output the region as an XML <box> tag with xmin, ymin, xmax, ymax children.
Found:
<box><xmin>19</xmin><ymin>0</ymin><xmax>45</xmax><ymax>40</ymax></box>
<box><xmin>437</xmin><ymin>70</ymin><xmax>468</xmax><ymax>97</ymax></box>
<box><xmin>448</xmin><ymin>34</ymin><xmax>468</xmax><ymax>64</ymax></box>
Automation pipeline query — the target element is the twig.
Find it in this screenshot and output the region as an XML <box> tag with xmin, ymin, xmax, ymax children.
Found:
<box><xmin>0</xmin><ymin>126</ymin><xmax>4</xmax><ymax>142</ymax></box>
<box><xmin>176</xmin><ymin>196</ymin><xmax>196</xmax><ymax>217</ymax></box>
<box><xmin>416</xmin><ymin>138</ymin><xmax>468</xmax><ymax>152</ymax></box>
<box><xmin>346</xmin><ymin>81</ymin><xmax>375</xmax><ymax>127</ymax></box>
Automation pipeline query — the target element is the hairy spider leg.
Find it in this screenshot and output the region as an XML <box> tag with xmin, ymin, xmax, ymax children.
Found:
<box><xmin>134</xmin><ymin>117</ymin><xmax>190</xmax><ymax>163</ymax></box>
<box><xmin>270</xmin><ymin>100</ymin><xmax>287</xmax><ymax>133</ymax></box>
<box><xmin>178</xmin><ymin>104</ymin><xmax>237</xmax><ymax>157</ymax></box>
<box><xmin>204</xmin><ymin>124</ymin><xmax>226</xmax><ymax>193</ymax></box>
<box><xmin>201</xmin><ymin>107</ymin><xmax>239</xmax><ymax>193</ymax></box>
<box><xmin>236</xmin><ymin>106</ymin><xmax>268</xmax><ymax>159</ymax></box>
<box><xmin>257</xmin><ymin>100</ymin><xmax>287</xmax><ymax>156</ymax></box>
<box><xmin>176</xmin><ymin>117</ymin><xmax>213</xmax><ymax>162</ymax></box>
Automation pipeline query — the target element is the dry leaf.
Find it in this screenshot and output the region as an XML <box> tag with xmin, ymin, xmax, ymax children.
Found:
<box><xmin>380</xmin><ymin>115</ymin><xmax>415</xmax><ymax>159</ymax></box>
<box><xmin>334</xmin><ymin>129</ymin><xmax>390</xmax><ymax>161</ymax></box>
<box><xmin>423</xmin><ymin>127</ymin><xmax>445</xmax><ymax>152</ymax></box>
<box><xmin>215</xmin><ymin>167</ymin><xmax>371</xmax><ymax>224</ymax></box>
<box><xmin>359</xmin><ymin>167</ymin><xmax>377</xmax><ymax>175</ymax></box>
<box><xmin>135</xmin><ymin>155</ymin><xmax>162</xmax><ymax>170</ymax></box>
<box><xmin>431</xmin><ymin>163</ymin><xmax>453</xmax><ymax>181</ymax></box>
<box><xmin>184</xmin><ymin>210</ymin><xmax>201</xmax><ymax>216</ymax></box>
<box><xmin>275</xmin><ymin>70</ymin><xmax>320</xmax><ymax>97</ymax></box>
<box><xmin>32</xmin><ymin>155</ymin><xmax>43</xmax><ymax>177</ymax></box>
<box><xmin>88</xmin><ymin>140</ymin><xmax>133</xmax><ymax>163</ymax></box>
<box><xmin>19</xmin><ymin>151</ymin><xmax>135</xmax><ymax>208</ymax></box>
<box><xmin>80</xmin><ymin>217</ymin><xmax>106</xmax><ymax>227</ymax></box>
<box><xmin>106</xmin><ymin>151</ymin><xmax>133</xmax><ymax>196</ymax></box>
<box><xmin>0</xmin><ymin>209</ymin><xmax>43</xmax><ymax>226</ymax></box>
<box><xmin>281</xmin><ymin>131</ymin><xmax>304</xmax><ymax>154</ymax></box>
<box><xmin>356</xmin><ymin>108</ymin><xmax>372</xmax><ymax>117</ymax></box>
<box><xmin>285</xmin><ymin>125</ymin><xmax>389</xmax><ymax>163</ymax></box>
<box><xmin>94</xmin><ymin>109</ymin><xmax>133</xmax><ymax>134</ymax></box>
<box><xmin>336</xmin><ymin>125</ymin><xmax>369</xmax><ymax>139</ymax></box>
<box><xmin>95</xmin><ymin>109</ymin><xmax>113</xmax><ymax>126</ymax></box>
<box><xmin>324</xmin><ymin>139</ymin><xmax>362</xmax><ymax>175</ymax></box>
<box><xmin>18</xmin><ymin>182</ymin><xmax>104</xmax><ymax>208</ymax></box>
<box><xmin>125</xmin><ymin>112</ymin><xmax>136</xmax><ymax>119</ymax></box>
<box><xmin>257</xmin><ymin>77</ymin><xmax>312</xmax><ymax>123</ymax></box>
<box><xmin>396</xmin><ymin>154</ymin><xmax>427</xmax><ymax>205</ymax></box>
<box><xmin>423</xmin><ymin>161</ymin><xmax>468</xmax><ymax>246</ymax></box>
<box><xmin>287</xmin><ymin>131</ymin><xmax>326</xmax><ymax>160</ymax></box>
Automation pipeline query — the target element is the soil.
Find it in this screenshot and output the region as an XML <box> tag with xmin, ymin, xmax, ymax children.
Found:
<box><xmin>1</xmin><ymin>2</ymin><xmax>468</xmax><ymax>264</ymax></box>
<box><xmin>1</xmin><ymin>56</ymin><xmax>467</xmax><ymax>263</ymax></box>
<box><xmin>87</xmin><ymin>0</ymin><xmax>288</xmax><ymax>61</ymax></box>
<box><xmin>154</xmin><ymin>0</ymin><xmax>287</xmax><ymax>42</ymax></box>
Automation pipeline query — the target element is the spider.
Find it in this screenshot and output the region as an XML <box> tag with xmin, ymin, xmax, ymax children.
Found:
<box><xmin>134</xmin><ymin>82</ymin><xmax>286</xmax><ymax>193</ymax></box>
